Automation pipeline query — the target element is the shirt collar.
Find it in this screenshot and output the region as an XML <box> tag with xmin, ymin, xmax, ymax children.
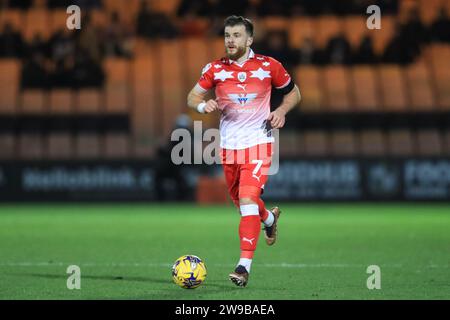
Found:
<box><xmin>229</xmin><ymin>49</ymin><xmax>255</xmax><ymax>65</ymax></box>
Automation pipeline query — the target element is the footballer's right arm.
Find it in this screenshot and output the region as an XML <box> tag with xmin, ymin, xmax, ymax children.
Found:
<box><xmin>187</xmin><ymin>84</ymin><xmax>219</xmax><ymax>114</ymax></box>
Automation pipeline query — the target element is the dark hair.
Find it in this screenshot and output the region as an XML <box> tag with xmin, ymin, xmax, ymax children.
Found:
<box><xmin>224</xmin><ymin>15</ymin><xmax>254</xmax><ymax>37</ymax></box>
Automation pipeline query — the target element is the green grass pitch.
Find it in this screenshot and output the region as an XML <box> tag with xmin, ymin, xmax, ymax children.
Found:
<box><xmin>0</xmin><ymin>203</ymin><xmax>449</xmax><ymax>300</ymax></box>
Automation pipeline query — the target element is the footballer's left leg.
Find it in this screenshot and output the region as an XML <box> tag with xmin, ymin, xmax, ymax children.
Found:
<box><xmin>229</xmin><ymin>188</ymin><xmax>261</xmax><ymax>287</ymax></box>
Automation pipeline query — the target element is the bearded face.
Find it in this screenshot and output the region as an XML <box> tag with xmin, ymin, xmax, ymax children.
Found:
<box><xmin>224</xmin><ymin>25</ymin><xmax>252</xmax><ymax>61</ymax></box>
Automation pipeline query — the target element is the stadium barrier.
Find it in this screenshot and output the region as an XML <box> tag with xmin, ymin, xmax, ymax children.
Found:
<box><xmin>0</xmin><ymin>158</ymin><xmax>449</xmax><ymax>202</ymax></box>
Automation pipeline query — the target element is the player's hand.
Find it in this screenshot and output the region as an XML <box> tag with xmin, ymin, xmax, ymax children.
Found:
<box><xmin>267</xmin><ymin>109</ymin><xmax>286</xmax><ymax>129</ymax></box>
<box><xmin>204</xmin><ymin>99</ymin><xmax>219</xmax><ymax>113</ymax></box>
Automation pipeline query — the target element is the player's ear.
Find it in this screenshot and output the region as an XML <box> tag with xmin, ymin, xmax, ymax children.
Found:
<box><xmin>247</xmin><ymin>36</ymin><xmax>253</xmax><ymax>47</ymax></box>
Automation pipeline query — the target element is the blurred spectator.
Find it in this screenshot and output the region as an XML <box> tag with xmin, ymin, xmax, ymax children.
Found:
<box><xmin>48</xmin><ymin>29</ymin><xmax>76</xmax><ymax>65</ymax></box>
<box><xmin>401</xmin><ymin>7</ymin><xmax>429</xmax><ymax>50</ymax></box>
<box><xmin>50</xmin><ymin>52</ymin><xmax>76</xmax><ymax>88</ymax></box>
<box><xmin>259</xmin><ymin>30</ymin><xmax>297</xmax><ymax>69</ymax></box>
<box><xmin>72</xmin><ymin>0</ymin><xmax>103</xmax><ymax>10</ymax></box>
<box><xmin>26</xmin><ymin>33</ymin><xmax>48</xmax><ymax>59</ymax></box>
<box><xmin>72</xmin><ymin>47</ymin><xmax>105</xmax><ymax>88</ymax></box>
<box><xmin>257</xmin><ymin>0</ymin><xmax>291</xmax><ymax>16</ymax></box>
<box><xmin>429</xmin><ymin>8</ymin><xmax>450</xmax><ymax>43</ymax></box>
<box><xmin>47</xmin><ymin>0</ymin><xmax>75</xmax><ymax>8</ymax></box>
<box><xmin>212</xmin><ymin>0</ymin><xmax>250</xmax><ymax>17</ymax></box>
<box><xmin>296</xmin><ymin>37</ymin><xmax>323</xmax><ymax>65</ymax></box>
<box><xmin>353</xmin><ymin>34</ymin><xmax>377</xmax><ymax>64</ymax></box>
<box><xmin>7</xmin><ymin>0</ymin><xmax>32</xmax><ymax>9</ymax></box>
<box><xmin>382</xmin><ymin>24</ymin><xmax>413</xmax><ymax>64</ymax></box>
<box><xmin>0</xmin><ymin>23</ymin><xmax>24</xmax><ymax>58</ymax></box>
<box><xmin>326</xmin><ymin>32</ymin><xmax>352</xmax><ymax>65</ymax></box>
<box><xmin>137</xmin><ymin>0</ymin><xmax>178</xmax><ymax>39</ymax></box>
<box><xmin>21</xmin><ymin>52</ymin><xmax>49</xmax><ymax>89</ymax></box>
<box><xmin>103</xmin><ymin>11</ymin><xmax>133</xmax><ymax>58</ymax></box>
<box><xmin>177</xmin><ymin>0</ymin><xmax>211</xmax><ymax>17</ymax></box>
<box><xmin>179</xmin><ymin>12</ymin><xmax>209</xmax><ymax>37</ymax></box>
<box><xmin>154</xmin><ymin>114</ymin><xmax>193</xmax><ymax>202</ymax></box>
<box><xmin>77</xmin><ymin>12</ymin><xmax>102</xmax><ymax>63</ymax></box>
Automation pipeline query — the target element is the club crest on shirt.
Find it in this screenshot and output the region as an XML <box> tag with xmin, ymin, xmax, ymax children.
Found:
<box><xmin>238</xmin><ymin>72</ymin><xmax>247</xmax><ymax>82</ymax></box>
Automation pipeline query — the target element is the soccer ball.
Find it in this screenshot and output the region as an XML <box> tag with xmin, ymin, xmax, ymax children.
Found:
<box><xmin>172</xmin><ymin>255</ymin><xmax>207</xmax><ymax>289</ymax></box>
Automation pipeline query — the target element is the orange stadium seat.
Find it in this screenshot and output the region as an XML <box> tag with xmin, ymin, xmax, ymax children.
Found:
<box><xmin>50</xmin><ymin>10</ymin><xmax>70</xmax><ymax>34</ymax></box>
<box><xmin>47</xmin><ymin>133</ymin><xmax>73</xmax><ymax>159</ymax></box>
<box><xmin>427</xmin><ymin>45</ymin><xmax>450</xmax><ymax>109</ymax></box>
<box><xmin>18</xmin><ymin>134</ymin><xmax>44</xmax><ymax>159</ymax></box>
<box><xmin>105</xmin><ymin>58</ymin><xmax>131</xmax><ymax>113</ymax></box>
<box><xmin>151</xmin><ymin>0</ymin><xmax>181</xmax><ymax>16</ymax></box>
<box><xmin>183</xmin><ymin>38</ymin><xmax>210</xmax><ymax>97</ymax></box>
<box><xmin>372</xmin><ymin>16</ymin><xmax>395</xmax><ymax>55</ymax></box>
<box><xmin>378</xmin><ymin>65</ymin><xmax>408</xmax><ymax>111</ymax></box>
<box><xmin>132</xmin><ymin>55</ymin><xmax>158</xmax><ymax>158</ymax></box>
<box><xmin>0</xmin><ymin>134</ymin><xmax>15</xmax><ymax>159</ymax></box>
<box><xmin>262</xmin><ymin>17</ymin><xmax>289</xmax><ymax>32</ymax></box>
<box><xmin>294</xmin><ymin>66</ymin><xmax>323</xmax><ymax>112</ymax></box>
<box><xmin>387</xmin><ymin>129</ymin><xmax>415</xmax><ymax>156</ymax></box>
<box><xmin>90</xmin><ymin>9</ymin><xmax>108</xmax><ymax>28</ymax></box>
<box><xmin>359</xmin><ymin>130</ymin><xmax>386</xmax><ymax>156</ymax></box>
<box><xmin>20</xmin><ymin>90</ymin><xmax>47</xmax><ymax>113</ymax></box>
<box><xmin>0</xmin><ymin>59</ymin><xmax>20</xmax><ymax>114</ymax></box>
<box><xmin>23</xmin><ymin>9</ymin><xmax>51</xmax><ymax>41</ymax></box>
<box><xmin>103</xmin><ymin>0</ymin><xmax>139</xmax><ymax>27</ymax></box>
<box><xmin>158</xmin><ymin>40</ymin><xmax>185</xmax><ymax>135</ymax></box>
<box><xmin>288</xmin><ymin>17</ymin><xmax>315</xmax><ymax>49</ymax></box>
<box><xmin>343</xmin><ymin>16</ymin><xmax>367</xmax><ymax>49</ymax></box>
<box><xmin>330</xmin><ymin>130</ymin><xmax>357</xmax><ymax>156</ymax></box>
<box><xmin>351</xmin><ymin>66</ymin><xmax>379</xmax><ymax>112</ymax></box>
<box><xmin>211</xmin><ymin>37</ymin><xmax>226</xmax><ymax>60</ymax></box>
<box><xmin>77</xmin><ymin>89</ymin><xmax>101</xmax><ymax>113</ymax></box>
<box><xmin>0</xmin><ymin>10</ymin><xmax>24</xmax><ymax>32</ymax></box>
<box><xmin>418</xmin><ymin>0</ymin><xmax>443</xmax><ymax>25</ymax></box>
<box><xmin>49</xmin><ymin>89</ymin><xmax>74</xmax><ymax>113</ymax></box>
<box><xmin>405</xmin><ymin>60</ymin><xmax>436</xmax><ymax>111</ymax></box>
<box><xmin>315</xmin><ymin>15</ymin><xmax>343</xmax><ymax>48</ymax></box>
<box><xmin>75</xmin><ymin>133</ymin><xmax>101</xmax><ymax>158</ymax></box>
<box><xmin>303</xmin><ymin>131</ymin><xmax>329</xmax><ymax>156</ymax></box>
<box><xmin>416</xmin><ymin>129</ymin><xmax>443</xmax><ymax>156</ymax></box>
<box><xmin>323</xmin><ymin>66</ymin><xmax>351</xmax><ymax>111</ymax></box>
<box><xmin>105</xmin><ymin>133</ymin><xmax>130</xmax><ymax>158</ymax></box>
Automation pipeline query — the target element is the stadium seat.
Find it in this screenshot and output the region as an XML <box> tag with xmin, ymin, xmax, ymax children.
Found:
<box><xmin>359</xmin><ymin>130</ymin><xmax>387</xmax><ymax>156</ymax></box>
<box><xmin>294</xmin><ymin>66</ymin><xmax>323</xmax><ymax>112</ymax></box>
<box><xmin>49</xmin><ymin>90</ymin><xmax>74</xmax><ymax>113</ymax></box>
<box><xmin>18</xmin><ymin>134</ymin><xmax>44</xmax><ymax>159</ymax></box>
<box><xmin>24</xmin><ymin>9</ymin><xmax>51</xmax><ymax>41</ymax></box>
<box><xmin>159</xmin><ymin>40</ymin><xmax>185</xmax><ymax>135</ymax></box>
<box><xmin>343</xmin><ymin>16</ymin><xmax>367</xmax><ymax>49</ymax></box>
<box><xmin>351</xmin><ymin>66</ymin><xmax>379</xmax><ymax>112</ymax></box>
<box><xmin>47</xmin><ymin>133</ymin><xmax>73</xmax><ymax>159</ymax></box>
<box><xmin>416</xmin><ymin>129</ymin><xmax>443</xmax><ymax>156</ymax></box>
<box><xmin>262</xmin><ymin>17</ymin><xmax>288</xmax><ymax>32</ymax></box>
<box><xmin>418</xmin><ymin>0</ymin><xmax>443</xmax><ymax>24</ymax></box>
<box><xmin>91</xmin><ymin>10</ymin><xmax>107</xmax><ymax>28</ymax></box>
<box><xmin>75</xmin><ymin>133</ymin><xmax>101</xmax><ymax>158</ymax></box>
<box><xmin>183</xmin><ymin>38</ymin><xmax>210</xmax><ymax>97</ymax></box>
<box><xmin>212</xmin><ymin>37</ymin><xmax>226</xmax><ymax>60</ymax></box>
<box><xmin>104</xmin><ymin>133</ymin><xmax>130</xmax><ymax>158</ymax></box>
<box><xmin>387</xmin><ymin>129</ymin><xmax>415</xmax><ymax>156</ymax></box>
<box><xmin>20</xmin><ymin>90</ymin><xmax>47</xmax><ymax>113</ymax></box>
<box><xmin>330</xmin><ymin>130</ymin><xmax>357</xmax><ymax>156</ymax></box>
<box><xmin>132</xmin><ymin>56</ymin><xmax>158</xmax><ymax>158</ymax></box>
<box><xmin>0</xmin><ymin>134</ymin><xmax>15</xmax><ymax>159</ymax></box>
<box><xmin>303</xmin><ymin>131</ymin><xmax>329</xmax><ymax>156</ymax></box>
<box><xmin>151</xmin><ymin>0</ymin><xmax>181</xmax><ymax>16</ymax></box>
<box><xmin>405</xmin><ymin>60</ymin><xmax>436</xmax><ymax>111</ymax></box>
<box><xmin>428</xmin><ymin>45</ymin><xmax>450</xmax><ymax>109</ymax></box>
<box><xmin>323</xmin><ymin>66</ymin><xmax>351</xmax><ymax>111</ymax></box>
<box><xmin>50</xmin><ymin>10</ymin><xmax>70</xmax><ymax>34</ymax></box>
<box><xmin>0</xmin><ymin>10</ymin><xmax>24</xmax><ymax>32</ymax></box>
<box><xmin>378</xmin><ymin>65</ymin><xmax>408</xmax><ymax>111</ymax></box>
<box><xmin>315</xmin><ymin>15</ymin><xmax>343</xmax><ymax>48</ymax></box>
<box><xmin>289</xmin><ymin>17</ymin><xmax>315</xmax><ymax>49</ymax></box>
<box><xmin>0</xmin><ymin>59</ymin><xmax>20</xmax><ymax>114</ymax></box>
<box><xmin>77</xmin><ymin>89</ymin><xmax>101</xmax><ymax>113</ymax></box>
<box><xmin>105</xmin><ymin>58</ymin><xmax>131</xmax><ymax>113</ymax></box>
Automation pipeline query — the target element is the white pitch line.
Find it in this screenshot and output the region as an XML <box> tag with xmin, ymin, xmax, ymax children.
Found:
<box><xmin>0</xmin><ymin>262</ymin><xmax>448</xmax><ymax>269</ymax></box>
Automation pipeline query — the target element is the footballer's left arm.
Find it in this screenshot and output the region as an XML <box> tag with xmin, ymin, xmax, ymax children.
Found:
<box><xmin>268</xmin><ymin>83</ymin><xmax>301</xmax><ymax>129</ymax></box>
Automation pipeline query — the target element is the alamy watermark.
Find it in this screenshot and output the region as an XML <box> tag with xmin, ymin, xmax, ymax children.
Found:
<box><xmin>66</xmin><ymin>265</ymin><xmax>81</xmax><ymax>290</ymax></box>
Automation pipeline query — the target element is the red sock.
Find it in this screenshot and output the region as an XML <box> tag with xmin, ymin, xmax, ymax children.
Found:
<box><xmin>257</xmin><ymin>198</ymin><xmax>269</xmax><ymax>222</ymax></box>
<box><xmin>238</xmin><ymin>215</ymin><xmax>261</xmax><ymax>252</ymax></box>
